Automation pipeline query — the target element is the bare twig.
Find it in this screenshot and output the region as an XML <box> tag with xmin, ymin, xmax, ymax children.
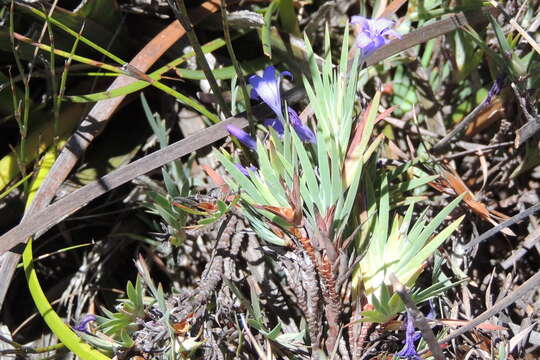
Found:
<box><xmin>513</xmin><ymin>79</ymin><xmax>540</xmax><ymax>147</ymax></box>
<box><xmin>464</xmin><ymin>202</ymin><xmax>540</xmax><ymax>251</ymax></box>
<box><xmin>501</xmin><ymin>227</ymin><xmax>540</xmax><ymax>270</ymax></box>
<box><xmin>485</xmin><ymin>0</ymin><xmax>540</xmax><ymax>55</ymax></box>
<box><xmin>426</xmin><ymin>270</ymin><xmax>540</xmax><ymax>350</ymax></box>
<box><xmin>430</xmin><ymin>100</ymin><xmax>492</xmax><ymax>153</ymax></box>
<box><xmin>437</xmin><ymin>141</ymin><xmax>513</xmax><ymax>161</ymax></box>
<box><xmin>240</xmin><ymin>314</ymin><xmax>267</xmax><ymax>359</ymax></box>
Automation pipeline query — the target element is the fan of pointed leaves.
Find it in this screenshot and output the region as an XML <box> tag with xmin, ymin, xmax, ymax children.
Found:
<box><xmin>216</xmin><ymin>25</ymin><xmax>370</xmax><ymax>246</ymax></box>
<box><xmin>355</xmin><ymin>181</ymin><xmax>465</xmax><ymax>323</ymax></box>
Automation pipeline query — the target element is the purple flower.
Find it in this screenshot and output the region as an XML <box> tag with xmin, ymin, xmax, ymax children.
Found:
<box><xmin>73</xmin><ymin>314</ymin><xmax>97</xmax><ymax>334</ymax></box>
<box><xmin>351</xmin><ymin>16</ymin><xmax>402</xmax><ymax>59</ymax></box>
<box><xmin>248</xmin><ymin>66</ymin><xmax>292</xmax><ymax>119</ymax></box>
<box><xmin>236</xmin><ymin>163</ymin><xmax>257</xmax><ymax>176</ymax></box>
<box><xmin>263</xmin><ymin>118</ymin><xmax>284</xmax><ymax>136</ymax></box>
<box><xmin>288</xmin><ymin>107</ymin><xmax>316</xmax><ymax>144</ymax></box>
<box><xmin>484</xmin><ymin>75</ymin><xmax>505</xmax><ymax>105</ymax></box>
<box><xmin>397</xmin><ymin>311</ymin><xmax>422</xmax><ymax>360</ymax></box>
<box><xmin>226</xmin><ymin>125</ymin><xmax>257</xmax><ymax>150</ymax></box>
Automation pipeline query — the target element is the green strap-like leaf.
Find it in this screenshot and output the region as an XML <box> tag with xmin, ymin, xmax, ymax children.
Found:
<box><xmin>278</xmin><ymin>0</ymin><xmax>300</xmax><ymax>36</ymax></box>
<box><xmin>15</xmin><ymin>30</ymin><xmax>219</xmax><ymax>122</ymax></box>
<box><xmin>23</xmin><ymin>5</ymin><xmax>125</xmax><ymax>65</ymax></box>
<box><xmin>23</xmin><ymin>239</ymin><xmax>111</xmax><ymax>360</ymax></box>
<box><xmin>68</xmin><ymin>57</ymin><xmax>266</xmax><ymax>103</ymax></box>
<box><xmin>261</xmin><ymin>0</ymin><xmax>280</xmax><ymax>58</ymax></box>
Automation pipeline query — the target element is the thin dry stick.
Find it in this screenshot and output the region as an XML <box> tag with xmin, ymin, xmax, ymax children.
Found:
<box><xmin>438</xmin><ymin>141</ymin><xmax>513</xmax><ymax>161</ymax></box>
<box><xmin>389</xmin><ymin>273</ymin><xmax>445</xmax><ymax>360</ymax></box>
<box><xmin>365</xmin><ymin>7</ymin><xmax>497</xmax><ymax>66</ymax></box>
<box><xmin>240</xmin><ymin>313</ymin><xmax>267</xmax><ymax>359</ymax></box>
<box><xmin>464</xmin><ymin>202</ymin><xmax>540</xmax><ymax>251</ymax></box>
<box><xmin>513</xmin><ymin>84</ymin><xmax>540</xmax><ymax>147</ymax></box>
<box><xmin>430</xmin><ymin>100</ymin><xmax>492</xmax><ymax>153</ymax></box>
<box><xmin>423</xmin><ymin>270</ymin><xmax>540</xmax><ymax>352</ymax></box>
<box><xmin>501</xmin><ymin>227</ymin><xmax>540</xmax><ymax>270</ymax></box>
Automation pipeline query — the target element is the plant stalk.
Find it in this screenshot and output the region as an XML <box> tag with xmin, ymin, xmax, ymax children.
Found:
<box><xmin>167</xmin><ymin>0</ymin><xmax>230</xmax><ymax>118</ymax></box>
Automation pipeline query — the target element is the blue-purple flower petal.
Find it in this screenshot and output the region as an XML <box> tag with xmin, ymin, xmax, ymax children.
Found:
<box><xmin>351</xmin><ymin>16</ymin><xmax>401</xmax><ymax>59</ymax></box>
<box><xmin>226</xmin><ymin>125</ymin><xmax>257</xmax><ymax>150</ymax></box>
<box><xmin>371</xmin><ymin>18</ymin><xmax>395</xmax><ymax>33</ymax></box>
<box><xmin>263</xmin><ymin>118</ymin><xmax>284</xmax><ymax>135</ymax></box>
<box><xmin>485</xmin><ymin>75</ymin><xmax>505</xmax><ymax>104</ymax></box>
<box><xmin>250</xmin><ymin>88</ymin><xmax>261</xmax><ymax>100</ymax></box>
<box><xmin>74</xmin><ymin>314</ymin><xmax>97</xmax><ymax>334</ymax></box>
<box><xmin>397</xmin><ymin>311</ymin><xmax>423</xmax><ymax>360</ymax></box>
<box><xmin>235</xmin><ymin>163</ymin><xmax>257</xmax><ymax>176</ymax></box>
<box><xmin>350</xmin><ymin>15</ymin><xmax>370</xmax><ymax>29</ymax></box>
<box><xmin>280</xmin><ymin>70</ymin><xmax>293</xmax><ymax>81</ymax></box>
<box><xmin>287</xmin><ymin>107</ymin><xmax>316</xmax><ymax>144</ymax></box>
<box><xmin>248</xmin><ymin>66</ymin><xmax>292</xmax><ymax>118</ymax></box>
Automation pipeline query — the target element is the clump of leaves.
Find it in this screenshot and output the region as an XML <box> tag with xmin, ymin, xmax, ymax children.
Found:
<box><xmin>79</xmin><ymin>277</ymin><xmax>145</xmax><ymax>353</ymax></box>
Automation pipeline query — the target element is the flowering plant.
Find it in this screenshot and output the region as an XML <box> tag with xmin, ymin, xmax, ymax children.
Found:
<box><xmin>11</xmin><ymin>0</ymin><xmax>534</xmax><ymax>359</ymax></box>
<box><xmin>218</xmin><ymin>24</ymin><xmax>463</xmax><ymax>356</ymax></box>
<box><xmin>76</xmin><ymin>15</ymin><xmax>462</xmax><ymax>360</ymax></box>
